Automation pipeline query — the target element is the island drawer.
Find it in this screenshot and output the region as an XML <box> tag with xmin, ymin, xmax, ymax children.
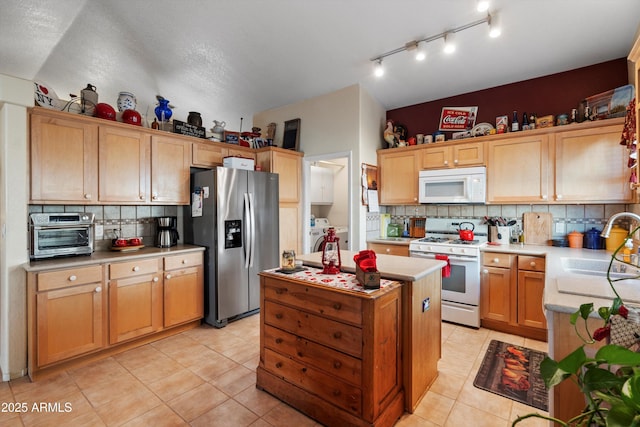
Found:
<box><xmin>109</xmin><ymin>258</ymin><xmax>160</xmax><ymax>280</ymax></box>
<box><xmin>518</xmin><ymin>255</ymin><xmax>545</xmax><ymax>272</ymax></box>
<box><xmin>264</xmin><ymin>300</ymin><xmax>362</xmax><ymax>358</ymax></box>
<box><xmin>483</xmin><ymin>252</ymin><xmax>514</xmax><ymax>268</ymax></box>
<box><xmin>164</xmin><ymin>252</ymin><xmax>203</xmax><ymax>271</ymax></box>
<box><xmin>263</xmin><ymin>348</ymin><xmax>362</xmax><ymax>415</ymax></box>
<box><xmin>37</xmin><ymin>265</ymin><xmax>103</xmax><ymax>291</ymax></box>
<box><xmin>263</xmin><ymin>324</ymin><xmax>362</xmax><ymax>386</ymax></box>
<box><xmin>262</xmin><ymin>277</ymin><xmax>362</xmax><ymax>326</ymax></box>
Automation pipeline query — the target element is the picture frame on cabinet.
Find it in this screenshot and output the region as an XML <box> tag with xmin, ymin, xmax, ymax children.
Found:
<box><xmin>282</xmin><ymin>118</ymin><xmax>301</xmax><ymax>151</ymax></box>
<box><xmin>361</xmin><ymin>163</ymin><xmax>377</xmax><ymax>206</ymax></box>
<box><xmin>224</xmin><ymin>130</ymin><xmax>240</xmax><ymax>144</ymax></box>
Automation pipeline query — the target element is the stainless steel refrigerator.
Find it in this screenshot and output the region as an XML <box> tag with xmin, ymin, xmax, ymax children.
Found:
<box><xmin>184</xmin><ymin>167</ymin><xmax>279</xmax><ymax>327</ymax></box>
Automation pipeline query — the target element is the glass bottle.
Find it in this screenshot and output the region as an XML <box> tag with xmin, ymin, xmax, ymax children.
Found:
<box><xmin>522</xmin><ymin>112</ymin><xmax>529</xmax><ymax>130</ymax></box>
<box><xmin>511</xmin><ymin>111</ymin><xmax>519</xmax><ymax>132</ymax></box>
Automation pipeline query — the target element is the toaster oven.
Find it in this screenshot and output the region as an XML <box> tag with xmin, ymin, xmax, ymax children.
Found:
<box><xmin>29</xmin><ymin>212</ymin><xmax>95</xmax><ymax>259</ymax></box>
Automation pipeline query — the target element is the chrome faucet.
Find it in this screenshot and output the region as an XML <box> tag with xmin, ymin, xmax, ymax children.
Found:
<box><xmin>601</xmin><ymin>212</ymin><xmax>640</xmax><ymax>238</ymax></box>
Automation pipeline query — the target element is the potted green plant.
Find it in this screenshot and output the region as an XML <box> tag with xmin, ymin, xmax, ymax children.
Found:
<box><xmin>514</xmin><ymin>236</ymin><xmax>640</xmax><ymax>427</ymax></box>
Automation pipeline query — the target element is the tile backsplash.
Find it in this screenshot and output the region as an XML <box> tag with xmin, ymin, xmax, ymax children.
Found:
<box><xmin>28</xmin><ymin>205</ymin><xmax>179</xmax><ymax>250</ymax></box>
<box><xmin>368</xmin><ymin>203</ymin><xmax>635</xmax><ymax>239</ymax></box>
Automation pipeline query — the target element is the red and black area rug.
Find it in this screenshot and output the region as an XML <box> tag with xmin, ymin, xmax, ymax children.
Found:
<box><xmin>473</xmin><ymin>339</ymin><xmax>549</xmax><ymax>412</ymax></box>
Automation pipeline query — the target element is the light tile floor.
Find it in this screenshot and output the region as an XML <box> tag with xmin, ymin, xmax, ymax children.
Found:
<box><xmin>0</xmin><ymin>315</ymin><xmax>549</xmax><ymax>426</ymax></box>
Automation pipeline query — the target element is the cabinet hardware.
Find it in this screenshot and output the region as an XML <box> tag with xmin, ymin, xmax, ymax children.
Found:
<box><xmin>95</xmin><ymin>286</ymin><xmax>102</xmax><ymax>293</ymax></box>
<box><xmin>275</xmin><ymin>338</ymin><xmax>283</xmax><ymax>344</ymax></box>
<box><xmin>275</xmin><ymin>313</ymin><xmax>283</xmax><ymax>319</ymax></box>
<box><xmin>333</xmin><ymin>361</ymin><xmax>342</xmax><ymax>369</ymax></box>
<box><xmin>68</xmin><ymin>275</ymin><xmax>77</xmax><ymax>281</ymax></box>
<box><xmin>333</xmin><ymin>303</ymin><xmax>342</xmax><ymax>310</ymax></box>
<box><xmin>165</xmin><ymin>274</ymin><xmax>172</xmax><ymax>280</ymax></box>
<box><xmin>275</xmin><ymin>362</ymin><xmax>282</xmax><ymax>368</ymax></box>
<box><xmin>153</xmin><ymin>277</ymin><xmax>159</xmax><ymax>282</ymax></box>
<box><xmin>84</xmin><ymin>193</ymin><xmax>91</xmax><ymax>199</ymax></box>
<box><xmin>333</xmin><ymin>331</ymin><xmax>342</xmax><ymax>339</ymax></box>
<box><xmin>133</xmin><ymin>266</ymin><xmax>140</xmax><ymax>272</ymax></box>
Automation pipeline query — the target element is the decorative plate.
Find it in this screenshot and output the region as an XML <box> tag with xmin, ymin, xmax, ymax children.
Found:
<box><xmin>33</xmin><ymin>82</ymin><xmax>60</xmax><ymax>109</ymax></box>
<box><xmin>471</xmin><ymin>122</ymin><xmax>494</xmax><ymax>137</ymax></box>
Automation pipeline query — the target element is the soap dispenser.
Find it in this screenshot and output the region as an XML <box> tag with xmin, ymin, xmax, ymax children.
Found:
<box><xmin>623</xmin><ymin>238</ymin><xmax>634</xmax><ymax>263</ymax></box>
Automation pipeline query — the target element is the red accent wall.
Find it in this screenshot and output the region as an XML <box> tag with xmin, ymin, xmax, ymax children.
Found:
<box><xmin>386</xmin><ymin>58</ymin><xmax>630</xmax><ymax>139</ymax></box>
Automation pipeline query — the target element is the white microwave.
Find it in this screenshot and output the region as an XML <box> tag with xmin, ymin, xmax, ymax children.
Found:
<box><xmin>418</xmin><ymin>166</ymin><xmax>486</xmax><ymax>204</ymax></box>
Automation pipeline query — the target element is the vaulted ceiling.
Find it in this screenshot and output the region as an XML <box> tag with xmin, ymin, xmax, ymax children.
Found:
<box><xmin>2</xmin><ymin>1</ymin><xmax>639</xmax><ymax>130</ymax></box>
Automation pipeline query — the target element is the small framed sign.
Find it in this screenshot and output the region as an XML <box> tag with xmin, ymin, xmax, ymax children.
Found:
<box><xmin>172</xmin><ymin>120</ymin><xmax>206</xmax><ymax>138</ymax></box>
<box><xmin>224</xmin><ymin>131</ymin><xmax>240</xmax><ymax>144</ymax></box>
<box><xmin>439</xmin><ymin>106</ymin><xmax>477</xmax><ymax>131</ymax></box>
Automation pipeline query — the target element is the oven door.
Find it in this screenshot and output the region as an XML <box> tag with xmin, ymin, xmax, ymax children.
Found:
<box><xmin>410</xmin><ymin>251</ymin><xmax>480</xmax><ymax>305</ymax></box>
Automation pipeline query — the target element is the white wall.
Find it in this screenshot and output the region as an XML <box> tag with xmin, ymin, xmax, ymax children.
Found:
<box><xmin>253</xmin><ymin>84</ymin><xmax>385</xmax><ymax>250</ymax></box>
<box><xmin>0</xmin><ymin>74</ymin><xmax>32</xmax><ymax>380</ymax></box>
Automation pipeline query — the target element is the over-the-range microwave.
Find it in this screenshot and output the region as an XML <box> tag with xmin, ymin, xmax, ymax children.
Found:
<box><xmin>418</xmin><ymin>166</ymin><xmax>486</xmax><ymax>204</ymax></box>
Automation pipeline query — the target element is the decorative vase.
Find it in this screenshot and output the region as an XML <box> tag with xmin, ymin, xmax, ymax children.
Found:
<box><xmin>116</xmin><ymin>92</ymin><xmax>136</xmax><ymax>112</ymax></box>
<box><xmin>155</xmin><ymin>97</ymin><xmax>172</xmax><ymax>122</ymax></box>
<box><xmin>188</xmin><ymin>111</ymin><xmax>202</xmax><ymax>127</ymax></box>
<box><xmin>80</xmin><ymin>84</ymin><xmax>98</xmax><ymax>115</ymax></box>
<box><xmin>211</xmin><ymin>120</ymin><xmax>226</xmax><ymax>141</ymax></box>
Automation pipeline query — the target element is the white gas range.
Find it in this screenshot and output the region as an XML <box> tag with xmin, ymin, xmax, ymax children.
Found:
<box><xmin>409</xmin><ymin>221</ymin><xmax>488</xmax><ymax>328</ymax></box>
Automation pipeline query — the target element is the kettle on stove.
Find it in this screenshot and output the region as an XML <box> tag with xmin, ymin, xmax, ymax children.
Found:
<box><xmin>156</xmin><ymin>216</ymin><xmax>179</xmax><ymax>247</ymax></box>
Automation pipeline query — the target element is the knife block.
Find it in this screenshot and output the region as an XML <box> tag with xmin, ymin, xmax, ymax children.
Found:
<box><xmin>410</xmin><ymin>217</ymin><xmax>426</xmax><ymax>238</ymax></box>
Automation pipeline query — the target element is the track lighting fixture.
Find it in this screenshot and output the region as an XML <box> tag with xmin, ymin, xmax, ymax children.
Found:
<box><xmin>443</xmin><ymin>32</ymin><xmax>456</xmax><ymax>54</ymax></box>
<box><xmin>369</xmin><ymin>14</ymin><xmax>500</xmax><ymax>75</ymax></box>
<box><xmin>488</xmin><ymin>13</ymin><xmax>501</xmax><ymax>38</ymax></box>
<box><xmin>373</xmin><ymin>59</ymin><xmax>384</xmax><ymax>77</ymax></box>
<box><xmin>476</xmin><ymin>0</ymin><xmax>490</xmax><ymax>12</ymax></box>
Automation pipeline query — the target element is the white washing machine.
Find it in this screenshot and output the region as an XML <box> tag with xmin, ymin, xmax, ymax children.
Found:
<box><xmin>310</xmin><ymin>218</ymin><xmax>348</xmax><ymax>252</ymax></box>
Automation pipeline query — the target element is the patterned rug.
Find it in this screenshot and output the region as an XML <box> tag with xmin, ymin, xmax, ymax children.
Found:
<box><xmin>473</xmin><ymin>340</ymin><xmax>548</xmax><ymax>411</ymax></box>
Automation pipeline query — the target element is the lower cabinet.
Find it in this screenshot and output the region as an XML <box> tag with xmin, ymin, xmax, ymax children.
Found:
<box><xmin>480</xmin><ymin>252</ymin><xmax>547</xmax><ymax>341</ymax></box>
<box><xmin>108</xmin><ymin>258</ymin><xmax>163</xmax><ymax>344</ymax></box>
<box><xmin>27</xmin><ymin>249</ymin><xmax>204</xmax><ymax>379</ymax></box>
<box><xmin>257</xmin><ymin>273</ymin><xmax>404</xmax><ymax>427</ymax></box>
<box><xmin>30</xmin><ymin>265</ymin><xmax>106</xmax><ymax>367</ymax></box>
<box><xmin>367</xmin><ymin>242</ymin><xmax>409</xmax><ymax>257</ymax></box>
<box><xmin>163</xmin><ymin>252</ymin><xmax>204</xmax><ymax>327</ymax></box>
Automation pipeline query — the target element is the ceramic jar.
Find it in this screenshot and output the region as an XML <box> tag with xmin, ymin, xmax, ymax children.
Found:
<box><xmin>188</xmin><ymin>111</ymin><xmax>202</xmax><ymax>127</ymax></box>
<box><xmin>116</xmin><ymin>92</ymin><xmax>137</xmax><ymax>112</ymax></box>
<box><xmin>567</xmin><ymin>231</ymin><xmax>584</xmax><ymax>248</ymax></box>
<box><xmin>80</xmin><ymin>84</ymin><xmax>98</xmax><ymax>115</ymax></box>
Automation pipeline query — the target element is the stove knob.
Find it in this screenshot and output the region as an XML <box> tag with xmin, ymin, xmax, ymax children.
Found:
<box><xmin>449</xmin><ymin>248</ymin><xmax>455</xmax><ymax>253</ymax></box>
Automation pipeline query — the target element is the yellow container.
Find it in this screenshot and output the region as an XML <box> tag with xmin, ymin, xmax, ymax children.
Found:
<box><xmin>605</xmin><ymin>225</ymin><xmax>628</xmax><ymax>251</ymax></box>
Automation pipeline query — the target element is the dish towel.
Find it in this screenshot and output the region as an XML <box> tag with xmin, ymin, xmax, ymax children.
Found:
<box><xmin>435</xmin><ymin>254</ymin><xmax>451</xmax><ymax>278</ymax></box>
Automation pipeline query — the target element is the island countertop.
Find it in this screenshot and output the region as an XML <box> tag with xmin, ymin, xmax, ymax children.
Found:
<box><xmin>296</xmin><ymin>250</ymin><xmax>446</xmax><ymax>282</ymax></box>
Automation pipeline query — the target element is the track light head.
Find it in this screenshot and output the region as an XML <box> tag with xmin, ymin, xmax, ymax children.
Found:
<box><xmin>488</xmin><ymin>13</ymin><xmax>501</xmax><ymax>38</ymax></box>
<box><xmin>443</xmin><ymin>32</ymin><xmax>456</xmax><ymax>54</ymax></box>
<box><xmin>374</xmin><ymin>59</ymin><xmax>384</xmax><ymax>77</ymax></box>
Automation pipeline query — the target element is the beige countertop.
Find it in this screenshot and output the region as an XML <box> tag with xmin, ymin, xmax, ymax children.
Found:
<box><xmin>296</xmin><ymin>250</ymin><xmax>446</xmax><ymax>281</ymax></box>
<box><xmin>23</xmin><ymin>244</ymin><xmax>205</xmax><ymax>272</ymax></box>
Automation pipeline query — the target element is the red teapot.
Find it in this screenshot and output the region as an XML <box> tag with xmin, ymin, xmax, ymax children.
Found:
<box><xmin>458</xmin><ymin>222</ymin><xmax>475</xmax><ymax>241</ymax></box>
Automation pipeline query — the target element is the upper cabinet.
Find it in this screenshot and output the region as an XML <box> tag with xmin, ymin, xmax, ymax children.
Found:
<box><xmin>30</xmin><ymin>110</ymin><xmax>99</xmax><ymax>203</ymax></box>
<box><xmin>150</xmin><ymin>135</ymin><xmax>190</xmax><ymax>204</ymax></box>
<box><xmin>310</xmin><ymin>165</ymin><xmax>334</xmax><ymax>205</ymax></box>
<box><xmin>377</xmin><ymin>147</ymin><xmax>421</xmax><ymax>205</ymax></box>
<box><xmin>421</xmin><ymin>141</ymin><xmax>484</xmax><ymax>169</ymax></box>
<box><xmin>552</xmin><ymin>120</ymin><xmax>631</xmax><ymax>203</ymax></box>
<box><xmin>486</xmin><ymin>133</ymin><xmax>550</xmax><ymax>204</ymax></box>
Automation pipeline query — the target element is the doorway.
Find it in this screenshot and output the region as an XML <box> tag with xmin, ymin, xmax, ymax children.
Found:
<box><xmin>302</xmin><ymin>152</ymin><xmax>352</xmax><ymax>254</ymax></box>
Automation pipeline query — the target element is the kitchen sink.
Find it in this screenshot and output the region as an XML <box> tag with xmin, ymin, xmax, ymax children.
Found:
<box><xmin>556</xmin><ymin>257</ymin><xmax>640</xmax><ymax>303</ymax></box>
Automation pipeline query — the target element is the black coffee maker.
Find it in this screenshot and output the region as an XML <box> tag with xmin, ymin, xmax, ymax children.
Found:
<box><xmin>156</xmin><ymin>216</ymin><xmax>179</xmax><ymax>247</ymax></box>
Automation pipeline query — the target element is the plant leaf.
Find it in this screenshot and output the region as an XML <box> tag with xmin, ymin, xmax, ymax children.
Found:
<box><xmin>583</xmin><ymin>367</ymin><xmax>625</xmax><ymax>393</ymax></box>
<box><xmin>596</xmin><ymin>345</ymin><xmax>640</xmax><ymax>366</ymax></box>
<box><xmin>580</xmin><ymin>303</ymin><xmax>595</xmax><ymax>319</ymax></box>
<box><xmin>605</xmin><ymin>402</ymin><xmax>636</xmax><ymax>427</ymax></box>
<box><xmin>621</xmin><ymin>374</ymin><xmax>640</xmax><ymax>412</ymax></box>
<box><xmin>540</xmin><ymin>357</ymin><xmax>570</xmax><ymax>388</ymax></box>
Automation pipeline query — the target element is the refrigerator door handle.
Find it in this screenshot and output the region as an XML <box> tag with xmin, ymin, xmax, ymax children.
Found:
<box><xmin>248</xmin><ymin>192</ymin><xmax>256</xmax><ymax>267</ymax></box>
<box><xmin>244</xmin><ymin>193</ymin><xmax>251</xmax><ymax>269</ymax></box>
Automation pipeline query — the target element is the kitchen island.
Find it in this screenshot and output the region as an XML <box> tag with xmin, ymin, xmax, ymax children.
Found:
<box><xmin>275</xmin><ymin>251</ymin><xmax>446</xmax><ymax>415</ymax></box>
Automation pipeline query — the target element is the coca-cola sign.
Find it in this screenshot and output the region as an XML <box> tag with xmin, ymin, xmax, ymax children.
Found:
<box><xmin>439</xmin><ymin>106</ymin><xmax>478</xmax><ymax>131</ymax></box>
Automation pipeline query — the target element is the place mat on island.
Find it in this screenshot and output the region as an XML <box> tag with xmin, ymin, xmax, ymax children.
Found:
<box><xmin>267</xmin><ymin>266</ymin><xmax>395</xmax><ymax>293</ymax></box>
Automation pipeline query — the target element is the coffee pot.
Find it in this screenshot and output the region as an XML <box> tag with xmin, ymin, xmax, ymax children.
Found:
<box><xmin>156</xmin><ymin>216</ymin><xmax>179</xmax><ymax>247</ymax></box>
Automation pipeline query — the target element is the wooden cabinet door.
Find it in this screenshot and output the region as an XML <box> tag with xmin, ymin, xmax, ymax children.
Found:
<box><xmin>151</xmin><ymin>135</ymin><xmax>190</xmax><ymax>204</ymax></box>
<box><xmin>164</xmin><ymin>264</ymin><xmax>204</xmax><ymax>327</ymax></box>
<box><xmin>487</xmin><ymin>134</ymin><xmax>550</xmax><ymax>203</ymax></box>
<box><xmin>517</xmin><ymin>270</ymin><xmax>546</xmax><ymax>330</ymax></box>
<box><xmin>279</xmin><ymin>203</ymin><xmax>300</xmax><ymax>254</ymax></box>
<box><xmin>480</xmin><ymin>266</ymin><xmax>511</xmax><ymax>323</ymax></box>
<box><xmin>36</xmin><ymin>282</ymin><xmax>105</xmax><ymax>366</ymax></box>
<box><xmin>98</xmin><ymin>126</ymin><xmax>150</xmax><ymax>203</ymax></box>
<box><xmin>270</xmin><ymin>150</ymin><xmax>301</xmax><ymax>203</ymax></box>
<box><xmin>109</xmin><ymin>274</ymin><xmax>163</xmax><ymax>344</ymax></box>
<box><xmin>421</xmin><ymin>146</ymin><xmax>451</xmax><ymax>169</ymax></box>
<box><xmin>192</xmin><ymin>142</ymin><xmax>228</xmax><ymax>168</ymax></box>
<box><xmin>553</xmin><ymin>122</ymin><xmax>631</xmax><ymax>203</ymax></box>
<box><xmin>378</xmin><ymin>149</ymin><xmax>420</xmax><ymax>204</ymax></box>
<box><xmin>30</xmin><ymin>112</ymin><xmax>98</xmax><ymax>203</ymax></box>
<box><xmin>453</xmin><ymin>142</ymin><xmax>484</xmax><ymax>167</ymax></box>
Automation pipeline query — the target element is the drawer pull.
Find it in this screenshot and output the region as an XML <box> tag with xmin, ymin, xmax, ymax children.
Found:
<box><xmin>275</xmin><ymin>362</ymin><xmax>282</xmax><ymax>369</ymax></box>
<box><xmin>297</xmin><ymin>351</ymin><xmax>303</xmax><ymax>357</ymax></box>
<box><xmin>301</xmin><ymin>367</ymin><xmax>307</xmax><ymax>373</ymax></box>
<box><xmin>182</xmin><ymin>259</ymin><xmax>188</xmax><ymax>264</ymax></box>
<box><xmin>333</xmin><ymin>302</ymin><xmax>342</xmax><ymax>310</ymax></box>
<box><xmin>332</xmin><ymin>390</ymin><xmax>341</xmax><ymax>396</ymax></box>
<box><xmin>153</xmin><ymin>277</ymin><xmax>159</xmax><ymax>282</ymax></box>
<box><xmin>492</xmin><ymin>258</ymin><xmax>499</xmax><ymax>264</ymax></box>
<box><xmin>333</xmin><ymin>361</ymin><xmax>342</xmax><ymax>369</ymax></box>
<box><xmin>68</xmin><ymin>275</ymin><xmax>77</xmax><ymax>281</ymax></box>
<box><xmin>275</xmin><ymin>338</ymin><xmax>283</xmax><ymax>344</ymax></box>
<box><xmin>275</xmin><ymin>313</ymin><xmax>283</xmax><ymax>319</ymax></box>
<box><xmin>133</xmin><ymin>266</ymin><xmax>140</xmax><ymax>272</ymax></box>
<box><xmin>530</xmin><ymin>261</ymin><xmax>536</xmax><ymax>267</ymax></box>
<box><xmin>95</xmin><ymin>286</ymin><xmax>102</xmax><ymax>293</ymax></box>
<box><xmin>333</xmin><ymin>331</ymin><xmax>342</xmax><ymax>339</ymax></box>
<box><xmin>275</xmin><ymin>288</ymin><xmax>287</xmax><ymax>295</ymax></box>
<box><xmin>165</xmin><ymin>274</ymin><xmax>172</xmax><ymax>280</ymax></box>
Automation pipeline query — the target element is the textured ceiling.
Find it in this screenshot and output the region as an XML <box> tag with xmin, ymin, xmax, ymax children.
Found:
<box><xmin>1</xmin><ymin>0</ymin><xmax>639</xmax><ymax>131</ymax></box>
